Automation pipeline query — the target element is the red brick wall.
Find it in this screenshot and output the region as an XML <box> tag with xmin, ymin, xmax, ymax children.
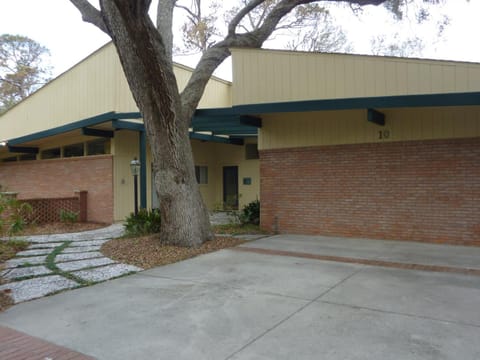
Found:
<box><xmin>0</xmin><ymin>155</ymin><xmax>113</xmax><ymax>223</ymax></box>
<box><xmin>260</xmin><ymin>137</ymin><xmax>480</xmax><ymax>245</ymax></box>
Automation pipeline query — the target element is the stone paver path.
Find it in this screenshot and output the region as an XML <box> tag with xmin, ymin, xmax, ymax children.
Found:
<box><xmin>0</xmin><ymin>224</ymin><xmax>142</xmax><ymax>304</ymax></box>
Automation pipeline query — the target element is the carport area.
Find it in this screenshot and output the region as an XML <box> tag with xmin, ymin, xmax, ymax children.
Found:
<box><xmin>1</xmin><ymin>235</ymin><xmax>480</xmax><ymax>359</ymax></box>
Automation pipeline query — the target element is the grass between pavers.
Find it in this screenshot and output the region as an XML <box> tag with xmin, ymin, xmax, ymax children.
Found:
<box><xmin>45</xmin><ymin>241</ymin><xmax>93</xmax><ymax>286</ymax></box>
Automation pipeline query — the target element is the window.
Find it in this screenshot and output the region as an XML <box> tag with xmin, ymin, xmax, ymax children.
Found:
<box><xmin>63</xmin><ymin>143</ymin><xmax>84</xmax><ymax>157</ymax></box>
<box><xmin>87</xmin><ymin>138</ymin><xmax>110</xmax><ymax>155</ymax></box>
<box><xmin>245</xmin><ymin>143</ymin><xmax>259</xmax><ymax>160</ymax></box>
<box><xmin>41</xmin><ymin>147</ymin><xmax>61</xmax><ymax>159</ymax></box>
<box><xmin>195</xmin><ymin>165</ymin><xmax>208</xmax><ymax>184</ymax></box>
<box><xmin>19</xmin><ymin>153</ymin><xmax>37</xmax><ymax>161</ymax></box>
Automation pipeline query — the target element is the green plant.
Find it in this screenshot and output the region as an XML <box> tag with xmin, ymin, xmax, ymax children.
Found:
<box><xmin>239</xmin><ymin>200</ymin><xmax>260</xmax><ymax>225</ymax></box>
<box><xmin>0</xmin><ymin>190</ymin><xmax>32</xmax><ymax>237</ymax></box>
<box><xmin>124</xmin><ymin>209</ymin><xmax>161</xmax><ymax>236</ymax></box>
<box><xmin>59</xmin><ymin>209</ymin><xmax>79</xmax><ymax>223</ymax></box>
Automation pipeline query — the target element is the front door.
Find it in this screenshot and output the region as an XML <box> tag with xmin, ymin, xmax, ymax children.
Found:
<box><xmin>223</xmin><ymin>166</ymin><xmax>239</xmax><ymax>210</ymax></box>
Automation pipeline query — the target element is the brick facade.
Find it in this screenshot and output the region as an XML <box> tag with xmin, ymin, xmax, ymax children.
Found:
<box><xmin>0</xmin><ymin>155</ymin><xmax>113</xmax><ymax>224</ymax></box>
<box><xmin>260</xmin><ymin>137</ymin><xmax>480</xmax><ymax>245</ymax></box>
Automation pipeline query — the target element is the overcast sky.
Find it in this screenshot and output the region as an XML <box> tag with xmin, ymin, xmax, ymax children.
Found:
<box><xmin>0</xmin><ymin>0</ymin><xmax>479</xmax><ymax>81</ymax></box>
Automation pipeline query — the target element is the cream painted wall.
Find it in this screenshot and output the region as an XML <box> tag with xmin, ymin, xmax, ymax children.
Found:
<box><xmin>0</xmin><ymin>42</ymin><xmax>232</xmax><ymax>141</ymax></box>
<box><xmin>112</xmin><ymin>138</ymin><xmax>260</xmax><ymax>221</ymax></box>
<box><xmin>112</xmin><ymin>130</ymin><xmax>140</xmax><ymax>221</ymax></box>
<box><xmin>231</xmin><ymin>48</ymin><xmax>480</xmax><ymax>106</ymax></box>
<box><xmin>259</xmin><ymin>106</ymin><xmax>480</xmax><ymax>150</ymax></box>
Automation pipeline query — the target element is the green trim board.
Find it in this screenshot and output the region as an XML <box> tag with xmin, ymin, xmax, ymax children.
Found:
<box><xmin>233</xmin><ymin>92</ymin><xmax>480</xmax><ymax>115</ymax></box>
<box><xmin>367</xmin><ymin>109</ymin><xmax>385</xmax><ymax>126</ymax></box>
<box><xmin>82</xmin><ymin>127</ymin><xmax>115</xmax><ymax>138</ymax></box>
<box><xmin>8</xmin><ymin>111</ymin><xmax>118</xmax><ymax>146</ymax></box>
<box><xmin>139</xmin><ymin>131</ymin><xmax>147</xmax><ymax>209</ymax></box>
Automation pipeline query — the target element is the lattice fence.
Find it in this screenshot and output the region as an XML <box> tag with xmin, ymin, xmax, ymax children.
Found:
<box><xmin>22</xmin><ymin>197</ymin><xmax>80</xmax><ymax>224</ymax></box>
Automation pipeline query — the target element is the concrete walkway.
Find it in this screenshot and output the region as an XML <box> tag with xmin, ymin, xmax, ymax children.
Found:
<box><xmin>0</xmin><ymin>224</ymin><xmax>141</xmax><ymax>303</ymax></box>
<box><xmin>1</xmin><ymin>234</ymin><xmax>479</xmax><ymax>359</ymax></box>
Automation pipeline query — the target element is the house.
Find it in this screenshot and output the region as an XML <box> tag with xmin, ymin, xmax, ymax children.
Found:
<box><xmin>0</xmin><ymin>43</ymin><xmax>260</xmax><ymax>224</ymax></box>
<box><xmin>1</xmin><ymin>44</ymin><xmax>479</xmax><ymax>245</ymax></box>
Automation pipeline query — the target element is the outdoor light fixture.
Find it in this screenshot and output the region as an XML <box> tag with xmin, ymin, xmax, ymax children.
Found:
<box><xmin>130</xmin><ymin>157</ymin><xmax>141</xmax><ymax>215</ymax></box>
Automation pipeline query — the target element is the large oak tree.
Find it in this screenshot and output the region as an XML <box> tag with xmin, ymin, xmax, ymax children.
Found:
<box><xmin>69</xmin><ymin>0</ymin><xmax>440</xmax><ymax>247</ymax></box>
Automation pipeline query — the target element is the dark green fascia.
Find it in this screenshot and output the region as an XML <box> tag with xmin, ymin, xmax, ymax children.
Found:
<box><xmin>139</xmin><ymin>131</ymin><xmax>147</xmax><ymax>209</ymax></box>
<box><xmin>82</xmin><ymin>127</ymin><xmax>114</xmax><ymax>138</ymax></box>
<box><xmin>8</xmin><ymin>146</ymin><xmax>39</xmax><ymax>154</ymax></box>
<box><xmin>115</xmin><ymin>112</ymin><xmax>142</xmax><ymax>119</ymax></box>
<box><xmin>367</xmin><ymin>109</ymin><xmax>385</xmax><ymax>126</ymax></box>
<box><xmin>211</xmin><ymin>129</ymin><xmax>258</xmax><ymax>136</ymax></box>
<box><xmin>192</xmin><ymin>124</ymin><xmax>257</xmax><ymax>132</ymax></box>
<box><xmin>8</xmin><ymin>111</ymin><xmax>117</xmax><ymax>146</ymax></box>
<box><xmin>190</xmin><ymin>132</ymin><xmax>244</xmax><ymax>145</ymax></box>
<box><xmin>240</xmin><ymin>116</ymin><xmax>262</xmax><ymax>128</ymax></box>
<box><xmin>233</xmin><ymin>91</ymin><xmax>480</xmax><ymax>114</ymax></box>
<box><xmin>194</xmin><ymin>107</ymin><xmax>238</xmax><ymax>117</ymax></box>
<box><xmin>112</xmin><ymin>120</ymin><xmax>145</xmax><ymax>132</ymax></box>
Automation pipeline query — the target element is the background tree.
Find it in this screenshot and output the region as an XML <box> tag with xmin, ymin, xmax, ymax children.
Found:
<box><xmin>0</xmin><ymin>34</ymin><xmax>51</xmax><ymax>114</ymax></box>
<box><xmin>69</xmin><ymin>0</ymin><xmax>445</xmax><ymax>247</ymax></box>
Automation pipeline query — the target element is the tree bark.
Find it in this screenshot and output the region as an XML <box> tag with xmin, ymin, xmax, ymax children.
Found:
<box><xmin>99</xmin><ymin>0</ymin><xmax>212</xmax><ymax>246</ymax></box>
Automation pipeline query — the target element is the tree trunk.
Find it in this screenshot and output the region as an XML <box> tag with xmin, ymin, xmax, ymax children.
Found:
<box><xmin>99</xmin><ymin>0</ymin><xmax>213</xmax><ymax>247</ymax></box>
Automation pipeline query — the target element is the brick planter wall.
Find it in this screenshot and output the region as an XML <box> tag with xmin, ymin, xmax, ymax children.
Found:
<box><xmin>260</xmin><ymin>137</ymin><xmax>480</xmax><ymax>245</ymax></box>
<box><xmin>0</xmin><ymin>155</ymin><xmax>113</xmax><ymax>224</ymax></box>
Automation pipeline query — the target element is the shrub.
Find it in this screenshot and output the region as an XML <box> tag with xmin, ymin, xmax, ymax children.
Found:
<box><xmin>59</xmin><ymin>209</ymin><xmax>79</xmax><ymax>223</ymax></box>
<box><xmin>239</xmin><ymin>200</ymin><xmax>260</xmax><ymax>225</ymax></box>
<box><xmin>0</xmin><ymin>192</ymin><xmax>32</xmax><ymax>237</ymax></box>
<box><xmin>124</xmin><ymin>209</ymin><xmax>161</xmax><ymax>236</ymax></box>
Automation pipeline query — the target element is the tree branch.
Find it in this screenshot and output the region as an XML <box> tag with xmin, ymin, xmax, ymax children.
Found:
<box><xmin>69</xmin><ymin>0</ymin><xmax>109</xmax><ymax>34</ymax></box>
<box><xmin>157</xmin><ymin>0</ymin><xmax>176</xmax><ymax>62</ymax></box>
<box><xmin>182</xmin><ymin>0</ymin><xmax>388</xmax><ymax>118</ymax></box>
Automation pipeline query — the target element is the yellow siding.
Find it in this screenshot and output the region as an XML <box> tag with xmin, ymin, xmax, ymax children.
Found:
<box><xmin>258</xmin><ymin>106</ymin><xmax>480</xmax><ymax>150</ymax></box>
<box><xmin>231</xmin><ymin>48</ymin><xmax>480</xmax><ymax>106</ymax></box>
<box><xmin>191</xmin><ymin>139</ymin><xmax>260</xmax><ymax>211</ymax></box>
<box><xmin>112</xmin><ymin>138</ymin><xmax>260</xmax><ymax>221</ymax></box>
<box><xmin>0</xmin><ymin>42</ymin><xmax>232</xmax><ymax>141</ymax></box>
<box><xmin>112</xmin><ymin>131</ymin><xmax>139</xmax><ymax>221</ymax></box>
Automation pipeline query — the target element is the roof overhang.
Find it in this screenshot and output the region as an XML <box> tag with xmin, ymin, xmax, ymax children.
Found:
<box><xmin>2</xmin><ymin>91</ymin><xmax>479</xmax><ymax>152</ymax></box>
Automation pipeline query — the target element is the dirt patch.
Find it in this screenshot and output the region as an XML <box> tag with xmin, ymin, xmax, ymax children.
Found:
<box><xmin>19</xmin><ymin>222</ymin><xmax>107</xmax><ymax>236</ymax></box>
<box><xmin>101</xmin><ymin>235</ymin><xmax>246</xmax><ymax>269</ymax></box>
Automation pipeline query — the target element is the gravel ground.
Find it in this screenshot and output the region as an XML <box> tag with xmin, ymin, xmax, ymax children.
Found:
<box><xmin>101</xmin><ymin>235</ymin><xmax>246</xmax><ymax>269</ymax></box>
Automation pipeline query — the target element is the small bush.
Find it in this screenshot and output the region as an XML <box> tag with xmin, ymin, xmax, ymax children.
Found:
<box><xmin>59</xmin><ymin>209</ymin><xmax>79</xmax><ymax>223</ymax></box>
<box><xmin>0</xmin><ymin>192</ymin><xmax>32</xmax><ymax>237</ymax></box>
<box><xmin>239</xmin><ymin>200</ymin><xmax>260</xmax><ymax>225</ymax></box>
<box><xmin>124</xmin><ymin>209</ymin><xmax>161</xmax><ymax>236</ymax></box>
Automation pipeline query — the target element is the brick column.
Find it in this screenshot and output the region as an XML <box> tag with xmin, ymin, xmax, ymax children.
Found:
<box><xmin>75</xmin><ymin>190</ymin><xmax>88</xmax><ymax>222</ymax></box>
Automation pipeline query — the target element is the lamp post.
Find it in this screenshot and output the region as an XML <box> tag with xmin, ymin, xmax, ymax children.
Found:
<box><xmin>130</xmin><ymin>157</ymin><xmax>140</xmax><ymax>216</ymax></box>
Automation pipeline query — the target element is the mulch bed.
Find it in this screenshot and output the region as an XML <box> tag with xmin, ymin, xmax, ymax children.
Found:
<box><xmin>101</xmin><ymin>235</ymin><xmax>246</xmax><ymax>269</ymax></box>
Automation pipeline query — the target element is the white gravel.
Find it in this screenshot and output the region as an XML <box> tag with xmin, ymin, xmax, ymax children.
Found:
<box><xmin>56</xmin><ymin>257</ymin><xmax>116</xmax><ymax>272</ymax></box>
<box><xmin>16</xmin><ymin>248</ymin><xmax>53</xmax><ymax>256</ymax></box>
<box><xmin>1</xmin><ymin>265</ymin><xmax>52</xmax><ymax>280</ymax></box>
<box><xmin>55</xmin><ymin>251</ymin><xmax>104</xmax><ymax>263</ymax></box>
<box><xmin>73</xmin><ymin>264</ymin><xmax>143</xmax><ymax>282</ymax></box>
<box><xmin>5</xmin><ymin>256</ymin><xmax>48</xmax><ymax>268</ymax></box>
<box><xmin>0</xmin><ymin>275</ymin><xmax>78</xmax><ymax>303</ymax></box>
<box><xmin>61</xmin><ymin>246</ymin><xmax>102</xmax><ymax>253</ymax></box>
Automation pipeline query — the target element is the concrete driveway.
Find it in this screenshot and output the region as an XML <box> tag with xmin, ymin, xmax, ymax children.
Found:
<box><xmin>1</xmin><ymin>235</ymin><xmax>480</xmax><ymax>359</ymax></box>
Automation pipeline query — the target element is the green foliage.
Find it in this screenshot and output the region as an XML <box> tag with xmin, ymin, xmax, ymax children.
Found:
<box><xmin>0</xmin><ymin>191</ymin><xmax>32</xmax><ymax>237</ymax></box>
<box><xmin>239</xmin><ymin>200</ymin><xmax>260</xmax><ymax>225</ymax></box>
<box><xmin>59</xmin><ymin>209</ymin><xmax>79</xmax><ymax>223</ymax></box>
<box><xmin>124</xmin><ymin>209</ymin><xmax>162</xmax><ymax>237</ymax></box>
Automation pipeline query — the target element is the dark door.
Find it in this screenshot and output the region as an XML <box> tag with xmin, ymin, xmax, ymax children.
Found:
<box><xmin>223</xmin><ymin>166</ymin><xmax>239</xmax><ymax>210</ymax></box>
